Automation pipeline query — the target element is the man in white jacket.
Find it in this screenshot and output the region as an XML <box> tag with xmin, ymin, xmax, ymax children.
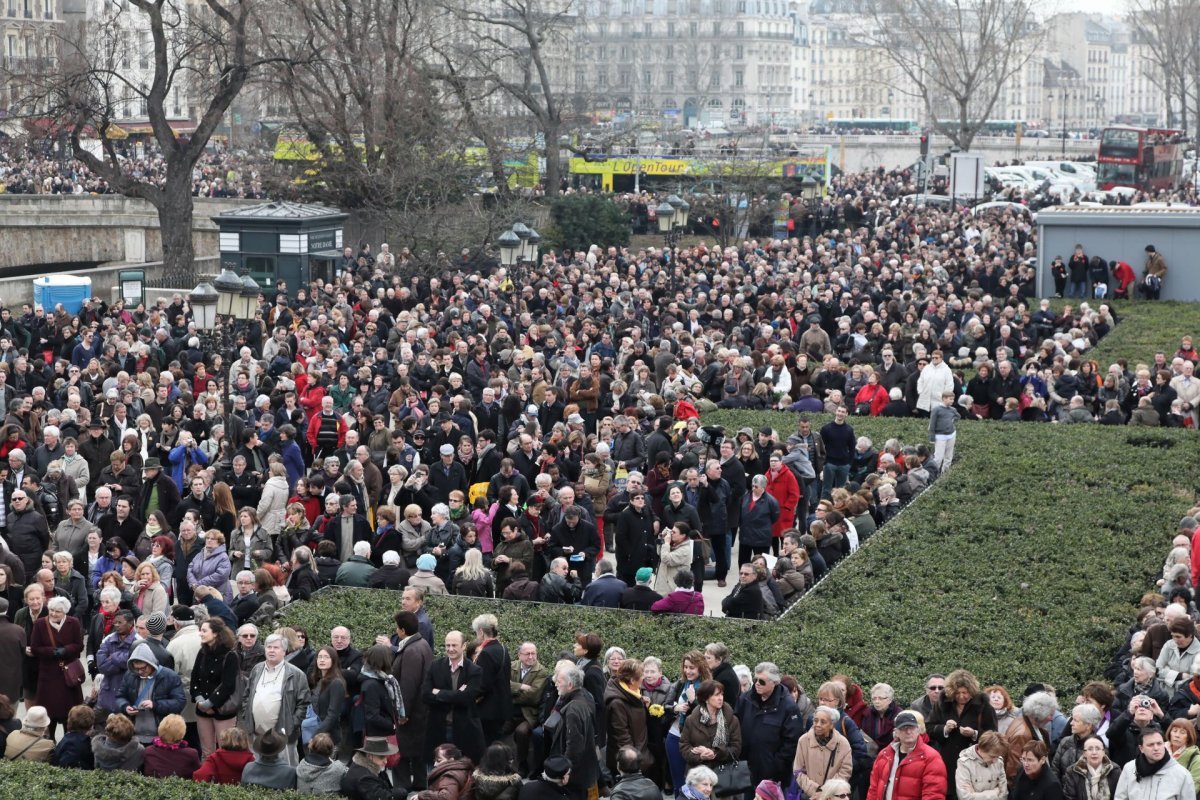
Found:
<box><xmin>1115</xmin><ymin>726</ymin><xmax>1195</xmax><ymax>800</ymax></box>
<box><xmin>915</xmin><ymin>350</ymin><xmax>955</xmax><ymax>416</ymax></box>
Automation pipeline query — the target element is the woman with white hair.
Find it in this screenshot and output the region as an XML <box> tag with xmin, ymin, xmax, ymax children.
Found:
<box><xmin>681</xmin><ymin>765</ymin><xmax>719</xmax><ymax>800</ymax></box>
<box><xmin>30</xmin><ymin>595</ymin><xmax>84</xmax><ymax>736</ymax></box>
<box><xmin>1116</xmin><ymin>657</ymin><xmax>1169</xmax><ymax>713</ymax></box>
<box><xmin>794</xmin><ymin>706</ymin><xmax>853</xmax><ymax>796</ymax></box>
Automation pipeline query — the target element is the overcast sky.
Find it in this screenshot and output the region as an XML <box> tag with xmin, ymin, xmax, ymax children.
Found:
<box><xmin>1051</xmin><ymin>0</ymin><xmax>1127</xmax><ymax>16</ymax></box>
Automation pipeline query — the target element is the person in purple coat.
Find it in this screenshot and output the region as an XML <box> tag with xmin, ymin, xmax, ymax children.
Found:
<box><xmin>650</xmin><ymin>570</ymin><xmax>704</xmax><ymax>615</ymax></box>
<box><xmin>95</xmin><ymin>608</ymin><xmax>139</xmax><ymax>712</ymax></box>
<box><xmin>187</xmin><ymin>532</ymin><xmax>233</xmax><ymax>603</ymax></box>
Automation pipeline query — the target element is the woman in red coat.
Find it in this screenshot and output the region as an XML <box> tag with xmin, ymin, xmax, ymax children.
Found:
<box><xmin>855</xmin><ymin>372</ymin><xmax>891</xmax><ymax>417</ymax></box>
<box><xmin>765</xmin><ymin>453</ymin><xmax>800</xmax><ymax>555</ymax></box>
<box><xmin>30</xmin><ymin>595</ymin><xmax>84</xmax><ymax>737</ymax></box>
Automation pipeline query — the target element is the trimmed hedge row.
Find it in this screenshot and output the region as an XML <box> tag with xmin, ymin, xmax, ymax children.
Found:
<box><xmin>284</xmin><ymin>412</ymin><xmax>1199</xmax><ymax>703</ymax></box>
<box><xmin>1082</xmin><ymin>299</ymin><xmax>1200</xmax><ymax>367</ymax></box>
<box><xmin>0</xmin><ymin>761</ymin><xmax>306</xmax><ymax>799</ymax></box>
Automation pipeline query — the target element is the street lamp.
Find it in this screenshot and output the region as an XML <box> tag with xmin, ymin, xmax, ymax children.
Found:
<box><xmin>213</xmin><ymin>268</ymin><xmax>244</xmax><ymax>318</ymax></box>
<box><xmin>188</xmin><ymin>281</ymin><xmax>218</xmax><ymax>331</ymax></box>
<box><xmin>240</xmin><ymin>274</ymin><xmax>261</xmax><ymax>321</ymax></box>
<box><xmin>524</xmin><ymin>228</ymin><xmax>541</xmax><ymax>264</ymax></box>
<box><xmin>497</xmin><ymin>229</ymin><xmax>520</xmax><ymax>268</ymax></box>
<box><xmin>656</xmin><ymin>201</ymin><xmax>675</xmax><ymax>233</ymax></box>
<box><xmin>800</xmin><ymin>176</ymin><xmax>820</xmax><ymax>202</ymax></box>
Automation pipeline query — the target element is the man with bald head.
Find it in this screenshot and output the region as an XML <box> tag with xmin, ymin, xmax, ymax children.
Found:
<box><xmin>421</xmin><ymin>630</ymin><xmax>484</xmax><ymax>762</ymax></box>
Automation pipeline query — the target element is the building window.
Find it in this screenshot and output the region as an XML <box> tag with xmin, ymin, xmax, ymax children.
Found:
<box><xmin>710</xmin><ymin>69</ymin><xmax>720</xmax><ymax>88</ymax></box>
<box><xmin>734</xmin><ymin>70</ymin><xmax>743</xmax><ymax>87</ymax></box>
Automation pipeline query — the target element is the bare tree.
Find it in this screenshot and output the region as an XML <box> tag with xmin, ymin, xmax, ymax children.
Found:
<box><xmin>1129</xmin><ymin>0</ymin><xmax>1198</xmax><ymax>134</ymax></box>
<box><xmin>443</xmin><ymin>0</ymin><xmax>579</xmax><ymax>195</ymax></box>
<box><xmin>24</xmin><ymin>0</ymin><xmax>283</xmax><ymax>282</ymax></box>
<box><xmin>868</xmin><ymin>0</ymin><xmax>1042</xmax><ymax>151</ymax></box>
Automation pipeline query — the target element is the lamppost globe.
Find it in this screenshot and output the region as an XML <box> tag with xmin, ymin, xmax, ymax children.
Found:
<box><xmin>524</xmin><ymin>229</ymin><xmax>541</xmax><ymax>264</ymax></box>
<box><xmin>188</xmin><ymin>282</ymin><xmax>219</xmax><ymax>331</ymax></box>
<box><xmin>656</xmin><ymin>202</ymin><xmax>675</xmax><ymax>233</ymax></box>
<box><xmin>213</xmin><ymin>268</ymin><xmax>244</xmax><ymax>318</ymax></box>
<box><xmin>240</xmin><ymin>274</ymin><xmax>261</xmax><ymax>321</ymax></box>
<box><xmin>497</xmin><ymin>229</ymin><xmax>520</xmax><ymax>268</ymax></box>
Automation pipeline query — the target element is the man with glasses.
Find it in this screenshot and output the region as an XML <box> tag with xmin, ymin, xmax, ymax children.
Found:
<box><xmin>5</xmin><ymin>488</ymin><xmax>48</xmax><ymax>577</ymax></box>
<box><xmin>240</xmin><ymin>633</ymin><xmax>310</xmax><ymax>766</ymax></box>
<box><xmin>866</xmin><ymin>711</ymin><xmax>947</xmax><ymax>800</ymax></box>
<box><xmin>614</xmin><ymin>491</ymin><xmax>656</xmax><ymax>587</ymax></box>
<box><xmin>236</xmin><ymin>623</ymin><xmax>265</xmax><ymax>676</ymax></box>
<box><xmin>911</xmin><ymin>674</ymin><xmax>946</xmax><ymax>718</ymax></box>
<box><xmin>735</xmin><ymin>661</ymin><xmax>801</xmax><ymax>789</ymax></box>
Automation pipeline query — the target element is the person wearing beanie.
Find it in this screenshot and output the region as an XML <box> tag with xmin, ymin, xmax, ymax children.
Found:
<box><xmin>619</xmin><ymin>567</ymin><xmax>662</xmax><ymax>612</ymax></box>
<box><xmin>136</xmin><ymin>611</ymin><xmax>176</xmax><ymax>670</ymax></box>
<box><xmin>409</xmin><ymin>552</ymin><xmax>448</xmax><ymax>596</ymax></box>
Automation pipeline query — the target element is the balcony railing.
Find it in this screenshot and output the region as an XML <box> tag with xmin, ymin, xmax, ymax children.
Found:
<box><xmin>2</xmin><ymin>55</ymin><xmax>55</xmax><ymax>72</ymax></box>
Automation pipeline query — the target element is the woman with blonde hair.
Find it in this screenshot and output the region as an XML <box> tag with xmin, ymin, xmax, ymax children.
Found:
<box><xmin>132</xmin><ymin>561</ymin><xmax>168</xmax><ymax>616</ymax></box>
<box><xmin>928</xmin><ymin>669</ymin><xmax>997</xmax><ymax>794</ymax></box>
<box><xmin>142</xmin><ymin>714</ymin><xmax>200</xmax><ymax>778</ymax></box>
<box><xmin>452</xmin><ymin>548</ymin><xmax>495</xmax><ymax>598</ymax></box>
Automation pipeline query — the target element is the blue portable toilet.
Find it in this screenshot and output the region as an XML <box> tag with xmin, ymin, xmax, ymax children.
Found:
<box><xmin>33</xmin><ymin>275</ymin><xmax>93</xmax><ymax>315</ymax></box>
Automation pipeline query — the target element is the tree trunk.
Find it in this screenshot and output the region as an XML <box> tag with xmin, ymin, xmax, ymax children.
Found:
<box><xmin>543</xmin><ymin>118</ymin><xmax>562</xmax><ymax>195</ymax></box>
<box><xmin>156</xmin><ymin>179</ymin><xmax>198</xmax><ymax>287</ymax></box>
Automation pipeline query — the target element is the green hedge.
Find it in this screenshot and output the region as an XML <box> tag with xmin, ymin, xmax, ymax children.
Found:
<box><xmin>284</xmin><ymin>413</ymin><xmax>1199</xmax><ymax>703</ymax></box>
<box><xmin>1086</xmin><ymin>299</ymin><xmax>1200</xmax><ymax>368</ymax></box>
<box><xmin>0</xmin><ymin>761</ymin><xmax>306</xmax><ymax>799</ymax></box>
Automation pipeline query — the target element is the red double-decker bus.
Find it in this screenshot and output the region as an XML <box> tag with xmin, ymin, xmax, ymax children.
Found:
<box><xmin>1096</xmin><ymin>126</ymin><xmax>1185</xmax><ymax>191</ymax></box>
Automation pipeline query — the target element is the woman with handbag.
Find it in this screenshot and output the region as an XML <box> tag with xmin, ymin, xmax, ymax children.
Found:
<box><xmin>666</xmin><ymin>651</ymin><xmax>714</xmax><ymax>799</ymax></box>
<box><xmin>191</xmin><ymin>617</ymin><xmax>241</xmax><ymax>759</ymax></box>
<box><xmin>29</xmin><ymin>595</ymin><xmax>84</xmax><ymax>738</ymax></box>
<box><xmin>680</xmin><ymin>679</ymin><xmax>744</xmax><ymax>796</ymax></box>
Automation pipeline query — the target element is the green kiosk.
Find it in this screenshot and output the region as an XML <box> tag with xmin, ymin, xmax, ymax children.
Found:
<box><xmin>211</xmin><ymin>201</ymin><xmax>350</xmax><ymax>295</ymax></box>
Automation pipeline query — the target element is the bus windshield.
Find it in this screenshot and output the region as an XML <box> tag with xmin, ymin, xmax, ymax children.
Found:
<box><xmin>1097</xmin><ymin>162</ymin><xmax>1137</xmax><ymax>186</ymax></box>
<box><xmin>1099</xmin><ymin>129</ymin><xmax>1141</xmax><ymax>160</ymax></box>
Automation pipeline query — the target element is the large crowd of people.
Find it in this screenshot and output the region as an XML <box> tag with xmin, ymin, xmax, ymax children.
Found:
<box><xmin>0</xmin><ymin>162</ymin><xmax>1195</xmax><ymax>799</ymax></box>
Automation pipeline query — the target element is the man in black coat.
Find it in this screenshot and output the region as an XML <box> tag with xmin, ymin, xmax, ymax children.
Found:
<box><xmin>426</xmin><ymin>444</ymin><xmax>469</xmax><ymax>505</ymax></box>
<box><xmin>546</xmin><ymin>507</ymin><xmax>600</xmax><ymax>587</ymax></box>
<box><xmin>391</xmin><ymin>611</ymin><xmax>434</xmax><ymax>792</ymax></box>
<box><xmin>99</xmin><ymin>494</ymin><xmax>142</xmax><ymax>552</ymax></box>
<box><xmin>472</xmin><ymin>614</ymin><xmax>514</xmax><ymax>746</ymax></box>
<box><xmin>721</xmin><ymin>564</ymin><xmax>765</xmax><ymax>620</ymax></box>
<box><xmin>421</xmin><ymin>629</ymin><xmax>485</xmax><ymax>763</ymax></box>
<box><xmin>137</xmin><ymin>457</ymin><xmax>180</xmax><ymax>520</ymax></box>
<box><xmin>547</xmin><ymin>664</ymin><xmax>599</xmax><ymax>800</ymax></box>
<box><xmin>0</xmin><ymin>597</ymin><xmax>24</xmax><ymax>704</ymax></box>
<box><xmin>518</xmin><ymin>755</ymin><xmax>573</xmax><ymax>800</ymax></box>
<box><xmin>341</xmin><ymin>737</ymin><xmax>406</xmax><ymax>800</ymax></box>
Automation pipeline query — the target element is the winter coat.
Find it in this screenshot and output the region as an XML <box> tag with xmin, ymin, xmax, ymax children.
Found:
<box><xmin>1061</xmin><ymin>755</ymin><xmax>1119</xmax><ymax>800</ymax></box>
<box><xmin>115</xmin><ymin>642</ymin><xmax>187</xmax><ymax>729</ymax></box>
<box><xmin>95</xmin><ymin>629</ymin><xmax>139</xmax><ymax>712</ymax></box>
<box><xmin>928</xmin><ymin>693</ymin><xmax>998</xmax><ymax>785</ymax></box>
<box><xmin>680</xmin><ymin>703</ymin><xmax>743</xmax><ymax>766</ymax></box>
<box><xmin>957</xmin><ymin>744</ymin><xmax>1008</xmax><ymax>800</ymax></box>
<box><xmin>1113</xmin><ymin>757</ymin><xmax>1194</xmax><ymax>800</ymax></box>
<box><xmin>739</xmin><ymin>491</ymin><xmax>780</xmax><ymax>550</ymax></box>
<box><xmin>91</xmin><ymin>733</ymin><xmax>144</xmax><ymax>771</ymax></box>
<box><xmin>614</xmin><ymin>505</ymin><xmax>657</xmax><ymax>582</ymax></box>
<box><xmin>866</xmin><ymin>739</ymin><xmax>949</xmax><ymax>800</ymax></box>
<box><xmin>416</xmin><ymin>757</ymin><xmax>475</xmax><ymax>800</ymax></box>
<box><xmin>1012</xmin><ymin>765</ymin><xmax>1063</xmax><ymax>800</ymax></box>
<box><xmin>609</xmin><ymin>773</ymin><xmax>662</xmax><ymax>800</ymax></box>
<box><xmin>605</xmin><ymin>677</ymin><xmax>650</xmax><ymax>776</ymax></box>
<box><xmin>296</xmin><ymin>754</ymin><xmax>349</xmax><ymax>794</ymax></box>
<box><xmin>50</xmin><ymin>730</ymin><xmax>93</xmax><ymax>769</ymax></box>
<box><xmin>472</xmin><ymin>771</ymin><xmax>522</xmax><ymax>800</ymax></box>
<box><xmin>142</xmin><ymin>741</ymin><xmax>201</xmax><ymax>778</ymax></box>
<box><xmin>192</xmin><ymin>746</ymin><xmax>255</xmax><ymax>784</ymax></box>
<box><xmin>243</xmin><ymin>753</ymin><xmax>298</xmax><ymax>790</ymax></box>
<box><xmin>30</xmin><ymin>615</ymin><xmax>84</xmax><ymax>720</ymax></box>
<box><xmin>187</xmin><ymin>544</ymin><xmax>233</xmax><ymax>604</ymax></box>
<box><xmin>766</xmin><ymin>466</ymin><xmax>801</xmax><ymax>538</ymax></box>
<box><xmin>650</xmin><ymin>589</ymin><xmax>704</xmax><ymax>615</ymax></box>
<box><xmin>793</xmin><ymin>728</ymin><xmax>854</xmax><ymax>796</ymax></box>
<box><xmin>239</xmin><ymin>660</ymin><xmax>310</xmax><ymax>742</ymax></box>
<box><xmin>735</xmin><ymin>683</ymin><xmax>803</xmax><ymax>784</ymax></box>
<box><xmin>392</xmin><ymin>633</ymin><xmax>435</xmax><ymax>757</ymax></box>
<box><xmin>256</xmin><ymin>475</ymin><xmax>289</xmax><ymax>537</ymax></box>
<box><xmin>653</xmin><ymin>538</ymin><xmax>694</xmax><ymax>594</ymax></box>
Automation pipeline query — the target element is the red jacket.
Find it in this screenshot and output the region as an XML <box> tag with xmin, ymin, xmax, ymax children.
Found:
<box><xmin>766</xmin><ymin>465</ymin><xmax>801</xmax><ymax>539</ymax></box>
<box><xmin>867</xmin><ymin>739</ymin><xmax>947</xmax><ymax>800</ymax></box>
<box><xmin>855</xmin><ymin>383</ymin><xmax>890</xmax><ymax>417</ymax></box>
<box><xmin>306</xmin><ymin>410</ymin><xmax>347</xmax><ymax>451</ymax></box>
<box><xmin>193</xmin><ymin>747</ymin><xmax>256</xmax><ymax>784</ymax></box>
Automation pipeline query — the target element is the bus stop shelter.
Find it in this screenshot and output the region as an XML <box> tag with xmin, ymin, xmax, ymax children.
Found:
<box><xmin>1036</xmin><ymin>206</ymin><xmax>1200</xmax><ymax>301</ymax></box>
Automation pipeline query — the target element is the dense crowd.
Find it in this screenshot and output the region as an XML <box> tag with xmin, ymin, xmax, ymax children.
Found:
<box><xmin>0</xmin><ymin>163</ymin><xmax>1195</xmax><ymax>799</ymax></box>
<box><xmin>0</xmin><ymin>145</ymin><xmax>271</xmax><ymax>198</ymax></box>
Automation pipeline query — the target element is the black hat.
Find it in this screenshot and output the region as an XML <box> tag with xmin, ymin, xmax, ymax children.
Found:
<box><xmin>358</xmin><ymin>736</ymin><xmax>399</xmax><ymax>757</ymax></box>
<box><xmin>88</xmin><ymin>419</ymin><xmax>105</xmax><ymax>429</ymax></box>
<box><xmin>1146</xmin><ymin>245</ymin><xmax>1157</xmax><ymax>253</ymax></box>
<box><xmin>759</xmin><ymin>427</ymin><xmax>773</xmax><ymax>437</ymax></box>
<box><xmin>170</xmin><ymin>604</ymin><xmax>194</xmax><ymax>621</ymax></box>
<box><xmin>543</xmin><ymin>755</ymin><xmax>571</xmax><ymax>780</ymax></box>
<box><xmin>142</xmin><ymin>457</ymin><xmax>162</xmax><ymax>471</ymax></box>
<box><xmin>894</xmin><ymin>711</ymin><xmax>919</xmax><ymax>730</ymax></box>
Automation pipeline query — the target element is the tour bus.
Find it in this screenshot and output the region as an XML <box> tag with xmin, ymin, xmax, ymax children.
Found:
<box><xmin>1096</xmin><ymin>126</ymin><xmax>1184</xmax><ymax>191</ymax></box>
